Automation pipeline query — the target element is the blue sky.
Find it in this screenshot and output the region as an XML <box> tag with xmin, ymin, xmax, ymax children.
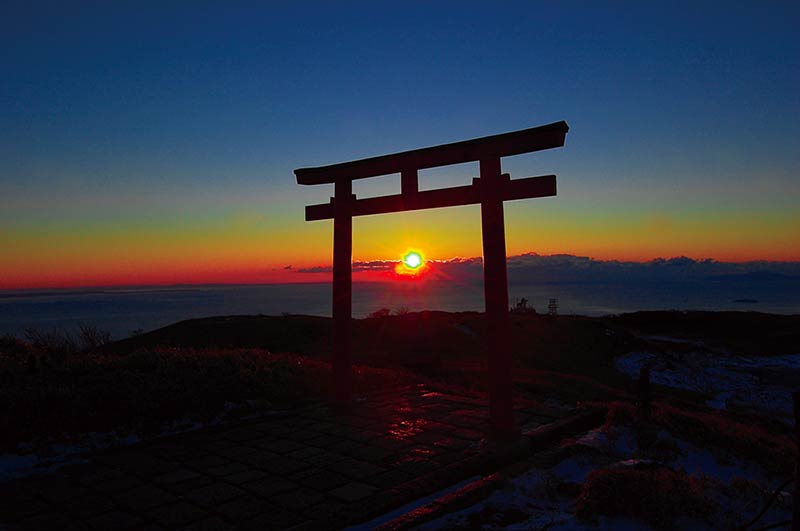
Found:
<box><xmin>1</xmin><ymin>1</ymin><xmax>798</xmax><ymax>287</ymax></box>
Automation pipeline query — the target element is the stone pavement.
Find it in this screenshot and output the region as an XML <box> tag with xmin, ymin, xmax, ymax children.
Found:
<box><xmin>0</xmin><ymin>384</ymin><xmax>570</xmax><ymax>530</ymax></box>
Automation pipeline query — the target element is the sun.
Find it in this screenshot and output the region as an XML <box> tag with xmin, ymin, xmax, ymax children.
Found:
<box><xmin>402</xmin><ymin>251</ymin><xmax>423</xmax><ymax>270</ymax></box>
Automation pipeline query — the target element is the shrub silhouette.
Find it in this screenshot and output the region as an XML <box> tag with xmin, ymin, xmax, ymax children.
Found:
<box><xmin>577</xmin><ymin>466</ymin><xmax>710</xmax><ymax>529</ymax></box>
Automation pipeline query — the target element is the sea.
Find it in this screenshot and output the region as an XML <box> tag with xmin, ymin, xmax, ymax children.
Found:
<box><xmin>1</xmin><ymin>278</ymin><xmax>798</xmax><ymax>340</ymax></box>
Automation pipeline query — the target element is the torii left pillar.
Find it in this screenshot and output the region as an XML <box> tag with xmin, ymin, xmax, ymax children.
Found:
<box><xmin>332</xmin><ymin>178</ymin><xmax>353</xmax><ymax>404</ymax></box>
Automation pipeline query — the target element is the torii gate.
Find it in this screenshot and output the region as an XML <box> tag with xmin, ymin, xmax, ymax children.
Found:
<box><xmin>295</xmin><ymin>121</ymin><xmax>569</xmax><ymax>438</ymax></box>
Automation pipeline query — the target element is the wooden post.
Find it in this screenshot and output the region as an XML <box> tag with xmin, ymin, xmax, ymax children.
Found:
<box><xmin>401</xmin><ymin>168</ymin><xmax>418</xmax><ymax>195</ymax></box>
<box><xmin>793</xmin><ymin>391</ymin><xmax>799</xmax><ymax>531</ymax></box>
<box><xmin>638</xmin><ymin>366</ymin><xmax>651</xmax><ymax>422</ymax></box>
<box><xmin>332</xmin><ymin>179</ymin><xmax>353</xmax><ymax>404</ymax></box>
<box><xmin>479</xmin><ymin>158</ymin><xmax>518</xmax><ymax>438</ymax></box>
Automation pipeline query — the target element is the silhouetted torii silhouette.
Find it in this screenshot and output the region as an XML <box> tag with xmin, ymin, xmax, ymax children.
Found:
<box><xmin>295</xmin><ymin>121</ymin><xmax>569</xmax><ymax>438</ymax></box>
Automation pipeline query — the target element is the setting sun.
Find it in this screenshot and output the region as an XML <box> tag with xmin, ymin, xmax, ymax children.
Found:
<box><xmin>402</xmin><ymin>251</ymin><xmax>423</xmax><ymax>270</ymax></box>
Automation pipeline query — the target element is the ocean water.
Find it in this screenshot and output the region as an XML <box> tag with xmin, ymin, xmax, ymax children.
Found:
<box><xmin>0</xmin><ymin>279</ymin><xmax>798</xmax><ymax>340</ymax></box>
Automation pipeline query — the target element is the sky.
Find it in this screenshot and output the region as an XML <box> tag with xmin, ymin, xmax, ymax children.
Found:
<box><xmin>1</xmin><ymin>1</ymin><xmax>798</xmax><ymax>289</ymax></box>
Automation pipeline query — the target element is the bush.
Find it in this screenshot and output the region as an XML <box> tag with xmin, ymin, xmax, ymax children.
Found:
<box><xmin>0</xmin><ymin>334</ymin><xmax>26</xmax><ymax>352</ymax></box>
<box><xmin>651</xmin><ymin>404</ymin><xmax>796</xmax><ymax>476</ymax></box>
<box><xmin>591</xmin><ymin>399</ymin><xmax>796</xmax><ymax>477</ymax></box>
<box><xmin>0</xmin><ymin>347</ymin><xmax>411</xmax><ymax>451</ymax></box>
<box><xmin>78</xmin><ymin>323</ymin><xmax>111</xmax><ymax>349</ymax></box>
<box><xmin>577</xmin><ymin>466</ymin><xmax>710</xmax><ymax>529</ymax></box>
<box><xmin>24</xmin><ymin>327</ymin><xmax>78</xmax><ymax>359</ymax></box>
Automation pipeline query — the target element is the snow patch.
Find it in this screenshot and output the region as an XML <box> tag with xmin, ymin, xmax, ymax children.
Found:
<box><xmin>616</xmin><ymin>351</ymin><xmax>799</xmax><ymax>421</ymax></box>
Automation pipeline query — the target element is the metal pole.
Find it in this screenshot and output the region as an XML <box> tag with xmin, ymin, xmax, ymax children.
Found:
<box><xmin>479</xmin><ymin>158</ymin><xmax>518</xmax><ymax>438</ymax></box>
<box><xmin>332</xmin><ymin>179</ymin><xmax>353</xmax><ymax>404</ymax></box>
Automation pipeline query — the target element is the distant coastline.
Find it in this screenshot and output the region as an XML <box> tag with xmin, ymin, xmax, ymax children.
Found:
<box><xmin>2</xmin><ymin>277</ymin><xmax>799</xmax><ymax>339</ymax></box>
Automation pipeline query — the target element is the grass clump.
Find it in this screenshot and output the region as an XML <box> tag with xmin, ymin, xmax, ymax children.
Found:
<box><xmin>576</xmin><ymin>466</ymin><xmax>710</xmax><ymax>530</ymax></box>
<box><xmin>0</xmin><ymin>345</ymin><xmax>407</xmax><ymax>452</ymax></box>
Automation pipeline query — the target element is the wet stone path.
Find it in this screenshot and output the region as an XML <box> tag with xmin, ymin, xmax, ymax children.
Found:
<box><xmin>0</xmin><ymin>384</ymin><xmax>569</xmax><ymax>530</ymax></box>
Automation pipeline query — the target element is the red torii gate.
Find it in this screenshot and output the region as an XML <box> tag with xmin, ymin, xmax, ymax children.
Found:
<box><xmin>295</xmin><ymin>121</ymin><xmax>569</xmax><ymax>438</ymax></box>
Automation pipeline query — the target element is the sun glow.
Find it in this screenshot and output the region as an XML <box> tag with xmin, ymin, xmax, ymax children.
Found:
<box><xmin>402</xmin><ymin>251</ymin><xmax>423</xmax><ymax>270</ymax></box>
<box><xmin>392</xmin><ymin>250</ymin><xmax>428</xmax><ymax>278</ymax></box>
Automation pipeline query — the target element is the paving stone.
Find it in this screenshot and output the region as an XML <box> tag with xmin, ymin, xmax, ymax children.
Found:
<box><xmin>177</xmin><ymin>516</ymin><xmax>237</xmax><ymax>531</ymax></box>
<box><xmin>325</xmin><ymin>458</ymin><xmax>385</xmax><ymax>480</ymax></box>
<box><xmin>185</xmin><ymin>455</ymin><xmax>231</xmax><ymax>470</ymax></box>
<box><xmin>112</xmin><ymin>455</ymin><xmax>177</xmax><ymax>477</ymax></box>
<box><xmin>429</xmin><ymin>436</ymin><xmax>476</xmax><ymax>451</ymax></box>
<box><xmin>363</xmin><ymin>489</ymin><xmax>403</xmax><ymax>517</ymax></box>
<box><xmin>269</xmin><ymin>488</ymin><xmax>326</xmax><ymax>512</ymax></box>
<box><xmin>295</xmin><ymin>470</ymin><xmax>349</xmax><ymax>491</ymax></box>
<box><xmin>431</xmin><ymin>450</ymin><xmax>467</xmax><ymax>465</ymax></box>
<box><xmin>370</xmin><ymin>437</ymin><xmax>412</xmax><ymax>451</ymax></box>
<box><xmin>165</xmin><ymin>475</ymin><xmax>215</xmax><ymax>496</ymax></box>
<box><xmin>0</xmin><ymin>496</ymin><xmax>51</xmax><ymax>521</ymax></box>
<box><xmin>154</xmin><ymin>469</ymin><xmax>202</xmax><ymax>485</ymax></box>
<box><xmin>206</xmin><ymin>462</ymin><xmax>251</xmax><ymax>477</ymax></box>
<box><xmin>62</xmin><ymin>493</ymin><xmax>118</xmax><ymax>519</ymax></box>
<box><xmin>394</xmin><ymin>457</ymin><xmax>439</xmax><ymax>476</ymax></box>
<box><xmin>303</xmin><ymin>450</ymin><xmax>348</xmax><ymax>467</ymax></box>
<box><xmin>169</xmin><ymin>449</ymin><xmax>210</xmax><ymax>463</ymax></box>
<box><xmin>262</xmin><ymin>457</ymin><xmax>309</xmax><ymax>475</ymax></box>
<box><xmin>263</xmin><ymin>424</ymin><xmax>294</xmax><ymax>437</ymax></box>
<box><xmin>257</xmin><ymin>438</ymin><xmax>303</xmax><ymax>454</ymax></box>
<box><xmin>235</xmin><ymin>451</ymin><xmax>281</xmax><ymax>468</ymax></box>
<box><xmin>285</xmin><ymin>520</ymin><xmax>330</xmax><ymax>531</ymax></box>
<box><xmin>327</xmin><ymin>440</ymin><xmax>371</xmax><ymax>458</ymax></box>
<box><xmin>288</xmin><ymin>467</ymin><xmax>322</xmax><ymax>482</ymax></box>
<box><xmin>243</xmin><ymin>506</ymin><xmax>300</xmax><ymax>531</ymax></box>
<box><xmin>221</xmin><ymin>428</ymin><xmax>264</xmax><ymax>443</ymax></box>
<box><xmin>214</xmin><ymin>445</ymin><xmax>259</xmax><ymax>459</ymax></box>
<box><xmin>73</xmin><ymin>466</ymin><xmax>120</xmax><ymax>487</ymax></box>
<box><xmin>328</xmin><ymin>482</ymin><xmax>377</xmax><ymax>502</ymax></box>
<box><xmin>92</xmin><ymin>474</ymin><xmax>145</xmax><ymax>493</ymax></box>
<box><xmin>216</xmin><ymin>494</ymin><xmax>268</xmax><ymax>523</ymax></box>
<box><xmin>341</xmin><ymin>429</ymin><xmax>379</xmax><ymax>443</ymax></box>
<box><xmin>184</xmin><ymin>482</ymin><xmax>244</xmax><ymax>506</ymax></box>
<box><xmin>40</xmin><ymin>480</ymin><xmax>89</xmax><ymax>503</ymax></box>
<box><xmin>352</xmin><ymin>445</ymin><xmax>391</xmax><ymax>462</ymax></box>
<box><xmin>192</xmin><ymin>437</ymin><xmax>237</xmax><ymax>452</ymax></box>
<box><xmin>149</xmin><ymin>502</ymin><xmax>208</xmax><ymax>528</ymax></box>
<box><xmin>304</xmin><ymin>433</ymin><xmax>340</xmax><ymax>447</ymax></box>
<box><xmin>116</xmin><ymin>485</ymin><xmax>175</xmax><ymax>510</ymax></box>
<box><xmin>241</xmin><ymin>476</ymin><xmax>298</xmax><ymax>498</ymax></box>
<box><xmin>363</xmin><ymin>468</ymin><xmax>417</xmax><ymax>490</ymax></box>
<box><xmin>21</xmin><ymin>512</ymin><xmax>85</xmax><ymax>530</ymax></box>
<box><xmin>86</xmin><ymin>510</ymin><xmax>143</xmax><ymax>530</ymax></box>
<box><xmin>247</xmin><ymin>420</ymin><xmax>279</xmax><ymax>432</ymax></box>
<box><xmin>412</xmin><ymin>431</ymin><xmax>453</xmax><ymax>446</ymax></box>
<box><xmin>148</xmin><ymin>443</ymin><xmax>191</xmax><ymax>459</ymax></box>
<box><xmin>279</xmin><ymin>428</ymin><xmax>314</xmax><ymax>441</ymax></box>
<box><xmin>223</xmin><ymin>469</ymin><xmax>269</xmax><ymax>485</ymax></box>
<box><xmin>286</xmin><ymin>447</ymin><xmax>324</xmax><ymax>460</ymax></box>
<box><xmin>303</xmin><ymin>500</ymin><xmax>348</xmax><ymax>522</ymax></box>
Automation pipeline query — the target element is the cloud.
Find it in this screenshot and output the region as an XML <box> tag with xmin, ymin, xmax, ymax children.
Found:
<box><xmin>297</xmin><ymin>253</ymin><xmax>800</xmax><ymax>284</ymax></box>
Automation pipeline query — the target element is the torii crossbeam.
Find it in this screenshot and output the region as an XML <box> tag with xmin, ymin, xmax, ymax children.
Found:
<box><xmin>295</xmin><ymin>120</ymin><xmax>569</xmax><ymax>438</ymax></box>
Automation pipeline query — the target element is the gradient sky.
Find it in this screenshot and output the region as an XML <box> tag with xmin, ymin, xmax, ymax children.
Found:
<box><xmin>1</xmin><ymin>1</ymin><xmax>798</xmax><ymax>289</ymax></box>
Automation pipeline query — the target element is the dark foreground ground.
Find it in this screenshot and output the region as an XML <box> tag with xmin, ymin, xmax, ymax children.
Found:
<box><xmin>0</xmin><ymin>310</ymin><xmax>797</xmax><ymax>529</ymax></box>
<box><xmin>1</xmin><ymin>383</ymin><xmax>577</xmax><ymax>530</ymax></box>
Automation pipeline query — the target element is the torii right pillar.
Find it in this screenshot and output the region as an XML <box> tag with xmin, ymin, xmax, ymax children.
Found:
<box><xmin>479</xmin><ymin>157</ymin><xmax>518</xmax><ymax>438</ymax></box>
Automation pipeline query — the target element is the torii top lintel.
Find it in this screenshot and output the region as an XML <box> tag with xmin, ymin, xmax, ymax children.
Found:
<box><xmin>294</xmin><ymin>121</ymin><xmax>568</xmax><ymax>185</ymax></box>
